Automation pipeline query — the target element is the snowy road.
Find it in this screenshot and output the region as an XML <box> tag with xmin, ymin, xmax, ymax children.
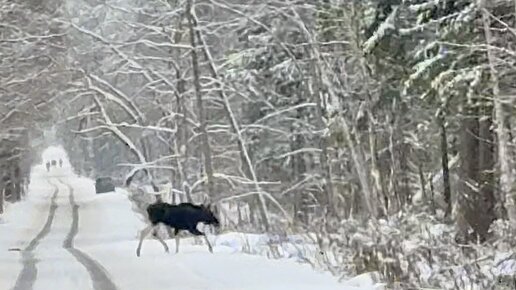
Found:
<box><xmin>12</xmin><ymin>180</ymin><xmax>58</xmax><ymax>290</ymax></box>
<box><xmin>6</xmin><ymin>178</ymin><xmax>118</xmax><ymax>290</ymax></box>
<box><xmin>0</xmin><ymin>150</ymin><xmax>375</xmax><ymax>290</ymax></box>
<box><xmin>60</xmin><ymin>180</ymin><xmax>118</xmax><ymax>290</ymax></box>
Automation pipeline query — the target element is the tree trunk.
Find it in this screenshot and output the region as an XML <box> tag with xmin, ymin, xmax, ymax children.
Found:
<box><xmin>291</xmin><ymin>104</ymin><xmax>308</xmax><ymax>224</ymax></box>
<box><xmin>387</xmin><ymin>115</ymin><xmax>401</xmax><ymax>212</ymax></box>
<box><xmin>0</xmin><ymin>177</ymin><xmax>4</xmax><ymax>215</ymax></box>
<box><xmin>368</xmin><ymin>113</ymin><xmax>387</xmax><ymax>216</ymax></box>
<box><xmin>192</xmin><ymin>11</ymin><xmax>272</xmax><ymax>230</ymax></box>
<box><xmin>171</xmin><ymin>14</ymin><xmax>191</xmax><ymax>203</ymax></box>
<box><xmin>85</xmin><ymin>113</ymin><xmax>95</xmax><ymax>178</ymax></box>
<box><xmin>417</xmin><ymin>163</ymin><xmax>426</xmax><ymax>203</ymax></box>
<box><xmin>139</xmin><ymin>139</ymin><xmax>158</xmax><ymax>192</ymax></box>
<box><xmin>10</xmin><ymin>164</ymin><xmax>19</xmax><ymax>201</ymax></box>
<box><xmin>15</xmin><ymin>165</ymin><xmax>21</xmax><ymax>200</ymax></box>
<box><xmin>186</xmin><ymin>0</ymin><xmax>215</xmax><ymax>199</ymax></box>
<box><xmin>429</xmin><ymin>173</ymin><xmax>436</xmax><ymax>214</ymax></box>
<box><xmin>439</xmin><ymin>113</ymin><xmax>452</xmax><ymax>217</ymax></box>
<box><xmin>457</xmin><ymin>101</ymin><xmax>496</xmax><ymax>242</ymax></box>
<box><xmin>308</xmin><ymin>53</ymin><xmax>337</xmax><ymax>218</ymax></box>
<box><xmin>480</xmin><ymin>0</ymin><xmax>516</xmax><ymax>230</ymax></box>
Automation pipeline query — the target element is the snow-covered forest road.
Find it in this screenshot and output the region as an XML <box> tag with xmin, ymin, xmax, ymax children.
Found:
<box><xmin>0</xmin><ymin>159</ymin><xmax>373</xmax><ymax>290</ymax></box>
<box><xmin>8</xmin><ymin>177</ymin><xmax>117</xmax><ymax>290</ymax></box>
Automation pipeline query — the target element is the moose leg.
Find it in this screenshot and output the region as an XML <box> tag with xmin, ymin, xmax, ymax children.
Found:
<box><xmin>203</xmin><ymin>235</ymin><xmax>213</xmax><ymax>253</ymax></box>
<box><xmin>136</xmin><ymin>225</ymin><xmax>153</xmax><ymax>257</ymax></box>
<box><xmin>152</xmin><ymin>228</ymin><xmax>169</xmax><ymax>253</ymax></box>
<box><xmin>188</xmin><ymin>228</ymin><xmax>213</xmax><ymax>253</ymax></box>
<box><xmin>174</xmin><ymin>228</ymin><xmax>180</xmax><ymax>253</ymax></box>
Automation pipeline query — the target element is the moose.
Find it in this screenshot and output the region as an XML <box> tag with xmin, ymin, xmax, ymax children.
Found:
<box><xmin>136</xmin><ymin>200</ymin><xmax>220</xmax><ymax>257</ymax></box>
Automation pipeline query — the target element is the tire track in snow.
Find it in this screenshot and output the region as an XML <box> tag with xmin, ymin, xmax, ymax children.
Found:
<box><xmin>12</xmin><ymin>180</ymin><xmax>59</xmax><ymax>290</ymax></box>
<box><xmin>59</xmin><ymin>179</ymin><xmax>119</xmax><ymax>290</ymax></box>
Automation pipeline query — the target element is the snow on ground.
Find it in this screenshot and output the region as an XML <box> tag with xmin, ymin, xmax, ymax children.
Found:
<box><xmin>0</xmin><ymin>148</ymin><xmax>379</xmax><ymax>290</ymax></box>
<box><xmin>34</xmin><ymin>180</ymin><xmax>92</xmax><ymax>290</ymax></box>
<box><xmin>0</xmin><ymin>164</ymin><xmax>58</xmax><ymax>289</ymax></box>
<box><xmin>70</xmin><ymin>174</ymin><xmax>375</xmax><ymax>290</ymax></box>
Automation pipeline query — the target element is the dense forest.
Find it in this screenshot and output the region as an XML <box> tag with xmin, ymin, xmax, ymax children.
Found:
<box><xmin>2</xmin><ymin>0</ymin><xmax>516</xmax><ymax>288</ymax></box>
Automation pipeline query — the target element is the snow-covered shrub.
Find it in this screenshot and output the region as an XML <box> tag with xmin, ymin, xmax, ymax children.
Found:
<box><xmin>309</xmin><ymin>211</ymin><xmax>516</xmax><ymax>289</ymax></box>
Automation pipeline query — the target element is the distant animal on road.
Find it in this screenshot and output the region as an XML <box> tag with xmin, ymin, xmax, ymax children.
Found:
<box><xmin>45</xmin><ymin>162</ymin><xmax>50</xmax><ymax>172</ymax></box>
<box><xmin>136</xmin><ymin>201</ymin><xmax>220</xmax><ymax>257</ymax></box>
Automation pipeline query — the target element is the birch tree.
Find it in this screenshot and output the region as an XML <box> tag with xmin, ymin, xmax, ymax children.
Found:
<box><xmin>479</xmin><ymin>0</ymin><xmax>516</xmax><ymax>231</ymax></box>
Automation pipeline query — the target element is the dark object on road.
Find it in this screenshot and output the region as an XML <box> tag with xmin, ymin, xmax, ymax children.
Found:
<box><xmin>136</xmin><ymin>202</ymin><xmax>220</xmax><ymax>257</ymax></box>
<box><xmin>59</xmin><ymin>159</ymin><xmax>63</xmax><ymax>167</ymax></box>
<box><xmin>51</xmin><ymin>160</ymin><xmax>57</xmax><ymax>166</ymax></box>
<box><xmin>45</xmin><ymin>162</ymin><xmax>50</xmax><ymax>172</ymax></box>
<box><xmin>95</xmin><ymin>177</ymin><xmax>115</xmax><ymax>194</ymax></box>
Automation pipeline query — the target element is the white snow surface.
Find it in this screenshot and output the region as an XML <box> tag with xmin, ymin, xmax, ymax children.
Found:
<box><xmin>0</xmin><ymin>148</ymin><xmax>376</xmax><ymax>290</ymax></box>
